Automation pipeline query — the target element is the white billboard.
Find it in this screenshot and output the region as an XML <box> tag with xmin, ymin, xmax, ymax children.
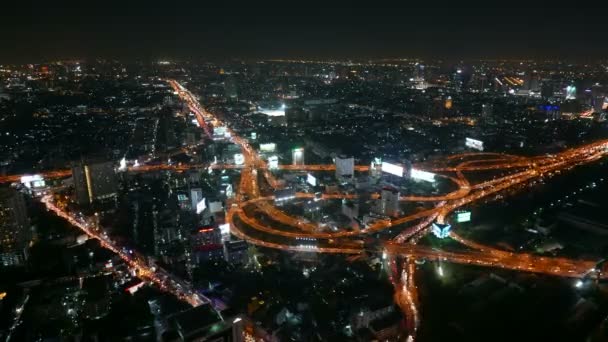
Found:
<box><xmin>411</xmin><ymin>168</ymin><xmax>436</xmax><ymax>182</ymax></box>
<box><xmin>381</xmin><ymin>162</ymin><xmax>404</xmax><ymax>177</ymax></box>
<box><xmin>219</xmin><ymin>223</ymin><xmax>230</xmax><ymax>235</ymax></box>
<box><xmin>118</xmin><ymin>157</ymin><xmax>127</xmax><ymax>171</ymax></box>
<box><xmin>268</xmin><ymin>155</ymin><xmax>279</xmax><ymax>169</ymax></box>
<box><xmin>259</xmin><ymin>107</ymin><xmax>285</xmax><ymax>116</ymax></box>
<box><xmin>213</xmin><ymin>126</ymin><xmax>227</xmax><ymax>136</ymax></box>
<box><xmin>307</xmin><ymin>173</ymin><xmax>317</xmax><ymax>186</ymax></box>
<box><xmin>32</xmin><ymin>180</ymin><xmax>46</xmax><ymax>188</ymax></box>
<box><xmin>465</xmin><ymin>137</ymin><xmax>484</xmax><ymax>151</ymax></box>
<box><xmin>20</xmin><ymin>174</ymin><xmax>44</xmax><ymax>188</ymax></box>
<box><xmin>234</xmin><ymin>153</ymin><xmax>245</xmax><ymax>165</ymax></box>
<box><xmin>196</xmin><ymin>198</ymin><xmax>207</xmax><ymax>214</ymax></box>
<box><xmin>260</xmin><ymin>143</ymin><xmax>276</xmax><ymax>152</ymax></box>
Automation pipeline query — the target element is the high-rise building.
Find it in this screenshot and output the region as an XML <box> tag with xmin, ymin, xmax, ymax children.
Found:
<box><xmin>0</xmin><ymin>188</ymin><xmax>31</xmax><ymax>266</ymax></box>
<box><xmin>378</xmin><ymin>187</ymin><xmax>400</xmax><ymax>217</ymax></box>
<box><xmin>292</xmin><ymin>148</ymin><xmax>305</xmax><ymax>166</ymax></box>
<box><xmin>452</xmin><ymin>68</ymin><xmax>465</xmax><ymax>90</ymax></box>
<box><xmin>285</xmin><ymin>106</ymin><xmax>307</xmax><ymax>126</ymax></box>
<box><xmin>72</xmin><ymin>160</ymin><xmax>117</xmax><ymax>205</ymax></box>
<box><xmin>191</xmin><ymin>226</ymin><xmax>223</xmax><ymax>263</ymax></box>
<box><xmin>224</xmin><ymin>240</ymin><xmax>249</xmax><ymax>265</ymax></box>
<box><xmin>481</xmin><ymin>103</ymin><xmax>493</xmax><ymax>120</ymax></box>
<box><xmin>592</xmin><ymin>85</ymin><xmax>605</xmax><ymax>113</ymax></box>
<box><xmin>335</xmin><ymin>155</ymin><xmax>354</xmax><ymax>179</ymax></box>
<box><xmin>190</xmin><ymin>188</ymin><xmax>204</xmax><ymax>213</ymax></box>
<box><xmin>541</xmin><ymin>81</ymin><xmax>554</xmax><ymax>100</ymax></box>
<box><xmin>224</xmin><ymin>76</ymin><xmax>238</xmax><ymax>100</ymax></box>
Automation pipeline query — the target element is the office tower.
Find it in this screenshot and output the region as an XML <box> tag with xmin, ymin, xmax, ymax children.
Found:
<box><xmin>72</xmin><ymin>160</ymin><xmax>117</xmax><ymax>205</ymax></box>
<box><xmin>452</xmin><ymin>68</ymin><xmax>464</xmax><ymax>90</ymax></box>
<box><xmin>292</xmin><ymin>148</ymin><xmax>305</xmax><ymax>166</ymax></box>
<box><xmin>191</xmin><ymin>226</ymin><xmax>224</xmax><ymax>263</ymax></box>
<box><xmin>482</xmin><ymin>103</ymin><xmax>493</xmax><ymax>119</ymax></box>
<box><xmin>378</xmin><ymin>187</ymin><xmax>400</xmax><ymax>217</ymax></box>
<box><xmin>224</xmin><ymin>76</ymin><xmax>238</xmax><ymax>100</ymax></box>
<box><xmin>541</xmin><ymin>81</ymin><xmax>554</xmax><ymax>99</ymax></box>
<box><xmin>224</xmin><ymin>240</ymin><xmax>249</xmax><ymax>265</ymax></box>
<box><xmin>285</xmin><ymin>106</ymin><xmax>307</xmax><ymax>126</ymax></box>
<box><xmin>592</xmin><ymin>85</ymin><xmax>605</xmax><ymax>113</ymax></box>
<box><xmin>0</xmin><ymin>188</ymin><xmax>31</xmax><ymax>266</ymax></box>
<box><xmin>335</xmin><ymin>155</ymin><xmax>354</xmax><ymax>179</ymax></box>
<box><xmin>190</xmin><ymin>188</ymin><xmax>204</xmax><ymax>213</ymax></box>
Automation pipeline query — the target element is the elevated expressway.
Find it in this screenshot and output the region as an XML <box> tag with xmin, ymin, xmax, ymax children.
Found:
<box><xmin>19</xmin><ymin>80</ymin><xmax>608</xmax><ymax>339</ymax></box>
<box><xmin>21</xmin><ymin>79</ymin><xmax>608</xmax><ymax>280</ymax></box>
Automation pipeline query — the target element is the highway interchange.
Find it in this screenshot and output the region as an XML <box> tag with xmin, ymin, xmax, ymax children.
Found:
<box><xmin>6</xmin><ymin>79</ymin><xmax>608</xmax><ymax>339</ymax></box>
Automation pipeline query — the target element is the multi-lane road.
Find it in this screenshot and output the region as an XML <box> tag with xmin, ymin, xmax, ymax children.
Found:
<box><xmin>166</xmin><ymin>79</ymin><xmax>608</xmax><ymax>278</ymax></box>
<box><xmin>40</xmin><ymin>195</ymin><xmax>209</xmax><ymax>307</ymax></box>
<box><xmin>19</xmin><ymin>80</ymin><xmax>608</xmax><ymax>278</ymax></box>
<box><xmin>14</xmin><ymin>80</ymin><xmax>608</xmax><ymax>339</ymax></box>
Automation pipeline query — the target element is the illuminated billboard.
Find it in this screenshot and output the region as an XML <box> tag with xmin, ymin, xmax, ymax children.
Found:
<box><xmin>565</xmin><ymin>85</ymin><xmax>576</xmax><ymax>100</ymax></box>
<box><xmin>381</xmin><ymin>162</ymin><xmax>404</xmax><ymax>177</ymax></box>
<box><xmin>455</xmin><ymin>211</ymin><xmax>471</xmax><ymax>223</ymax></box>
<box><xmin>219</xmin><ymin>223</ymin><xmax>230</xmax><ymax>235</ymax></box>
<box><xmin>307</xmin><ymin>173</ymin><xmax>317</xmax><ymax>186</ymax></box>
<box><xmin>268</xmin><ymin>155</ymin><xmax>279</xmax><ymax>169</ymax></box>
<box><xmin>20</xmin><ymin>174</ymin><xmax>44</xmax><ymax>188</ymax></box>
<box><xmin>196</xmin><ymin>198</ymin><xmax>207</xmax><ymax>214</ymax></box>
<box><xmin>32</xmin><ymin>180</ymin><xmax>46</xmax><ymax>188</ymax></box>
<box><xmin>119</xmin><ymin>157</ymin><xmax>127</xmax><ymax>171</ymax></box>
<box><xmin>260</xmin><ymin>143</ymin><xmax>276</xmax><ymax>152</ymax></box>
<box><xmin>465</xmin><ymin>137</ymin><xmax>484</xmax><ymax>151</ymax></box>
<box><xmin>125</xmin><ymin>281</ymin><xmax>145</xmax><ymax>295</ymax></box>
<box><xmin>411</xmin><ymin>169</ymin><xmax>436</xmax><ymax>182</ymax></box>
<box><xmin>432</xmin><ymin>223</ymin><xmax>452</xmax><ymax>239</ymax></box>
<box><xmin>259</xmin><ymin>107</ymin><xmax>285</xmax><ymax>116</ymax></box>
<box><xmin>214</xmin><ymin>126</ymin><xmax>226</xmax><ymax>135</ymax></box>
<box><xmin>234</xmin><ymin>153</ymin><xmax>245</xmax><ymax>165</ymax></box>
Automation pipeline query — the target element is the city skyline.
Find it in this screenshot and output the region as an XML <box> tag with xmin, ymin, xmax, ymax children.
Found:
<box><xmin>2</xmin><ymin>9</ymin><xmax>608</xmax><ymax>341</ymax></box>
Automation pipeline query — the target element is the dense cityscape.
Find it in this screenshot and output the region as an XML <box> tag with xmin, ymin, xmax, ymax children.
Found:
<box><xmin>2</xmin><ymin>6</ymin><xmax>608</xmax><ymax>342</ymax></box>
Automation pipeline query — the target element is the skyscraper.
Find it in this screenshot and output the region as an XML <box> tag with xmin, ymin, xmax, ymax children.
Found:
<box><xmin>0</xmin><ymin>188</ymin><xmax>31</xmax><ymax>266</ymax></box>
<box><xmin>72</xmin><ymin>160</ymin><xmax>117</xmax><ymax>205</ymax></box>
<box><xmin>481</xmin><ymin>103</ymin><xmax>494</xmax><ymax>121</ymax></box>
<box><xmin>224</xmin><ymin>76</ymin><xmax>238</xmax><ymax>100</ymax></box>
<box><xmin>541</xmin><ymin>81</ymin><xmax>554</xmax><ymax>100</ymax></box>
<box><xmin>190</xmin><ymin>188</ymin><xmax>204</xmax><ymax>214</ymax></box>
<box><xmin>191</xmin><ymin>226</ymin><xmax>224</xmax><ymax>263</ymax></box>
<box><xmin>592</xmin><ymin>85</ymin><xmax>605</xmax><ymax>113</ymax></box>
<box><xmin>378</xmin><ymin>187</ymin><xmax>400</xmax><ymax>217</ymax></box>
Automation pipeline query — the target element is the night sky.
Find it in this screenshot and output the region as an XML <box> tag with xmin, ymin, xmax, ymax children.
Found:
<box><xmin>1</xmin><ymin>5</ymin><xmax>606</xmax><ymax>63</ymax></box>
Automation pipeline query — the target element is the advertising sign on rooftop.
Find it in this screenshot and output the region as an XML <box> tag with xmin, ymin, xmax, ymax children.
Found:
<box><xmin>381</xmin><ymin>162</ymin><xmax>404</xmax><ymax>177</ymax></box>
<box><xmin>411</xmin><ymin>169</ymin><xmax>436</xmax><ymax>182</ymax></box>
<box><xmin>465</xmin><ymin>137</ymin><xmax>484</xmax><ymax>151</ymax></box>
